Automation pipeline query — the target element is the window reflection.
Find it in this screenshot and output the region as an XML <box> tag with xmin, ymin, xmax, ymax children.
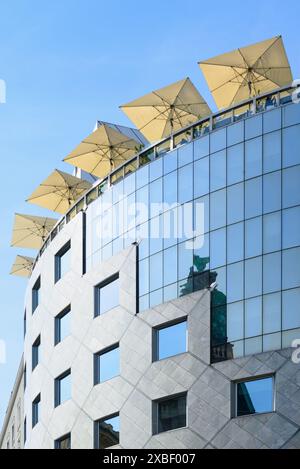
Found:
<box><xmin>236</xmin><ymin>377</ymin><xmax>274</xmax><ymax>417</ymax></box>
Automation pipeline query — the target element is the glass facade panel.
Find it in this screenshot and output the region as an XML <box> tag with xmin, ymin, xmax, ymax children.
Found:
<box><xmin>263</xmin><ymin>172</ymin><xmax>281</xmax><ymax>214</ymax></box>
<box><xmin>264</xmin><ymin>108</ymin><xmax>281</xmax><ymax>133</ymax></box>
<box><xmin>227</xmin><ymin>121</ymin><xmax>244</xmax><ymax>146</ymax></box>
<box><xmin>210</xmin><ymin>189</ymin><xmax>226</xmax><ymax>230</ymax></box>
<box><xmin>283</xmin><ymin>125</ymin><xmax>300</xmax><ymax>168</ymax></box>
<box><xmin>282</xmin><ymin>206</ymin><xmax>300</xmax><ymax>249</ymax></box>
<box><xmin>245</xmin><ymin>257</ymin><xmax>262</xmax><ymax>298</ymax></box>
<box><xmin>245</xmin><ymin>178</ymin><xmax>262</xmax><ymax>219</ymax></box>
<box><xmin>178</xmin><ymin>142</ymin><xmax>193</xmax><ymax>167</ymax></box>
<box><xmin>282</xmin><ymin>288</ymin><xmax>300</xmax><ymax>331</ymax></box>
<box><xmin>245</xmin><ymin>297</ymin><xmax>262</xmax><ymax>338</ymax></box>
<box><xmin>263</xmin><ymin>293</ymin><xmax>281</xmax><ymax>334</ymax></box>
<box><xmin>263</xmin><ymin>131</ymin><xmax>281</xmax><ymax>173</ymax></box>
<box><xmin>210</xmin><ymin>128</ymin><xmax>226</xmax><ymax>153</ymax></box>
<box><xmin>227</xmin><ymin>302</ymin><xmax>244</xmax><ymax>342</ymax></box>
<box><xmin>263</xmin><ymin>252</ymin><xmax>282</xmax><ymax>294</ymax></box>
<box><xmin>227</xmin><ymin>262</ymin><xmax>243</xmax><ymax>303</ymax></box>
<box><xmin>263</xmin><ymin>212</ymin><xmax>281</xmax><ymax>254</ymax></box>
<box><xmin>227</xmin><ymin>183</ymin><xmax>244</xmax><ymax>225</ymax></box>
<box><xmin>245</xmin><ymin>217</ymin><xmax>262</xmax><ymax>258</ymax></box>
<box><xmin>194</xmin><ymin>136</ymin><xmax>209</xmax><ymax>160</ymax></box>
<box><xmin>245</xmin><ymin>114</ymin><xmax>262</xmax><ymax>140</ymax></box>
<box><xmin>282</xmin><ymin>247</ymin><xmax>300</xmax><ymax>290</ymax></box>
<box><xmin>227</xmin><ymin>223</ymin><xmax>244</xmax><ymax>264</ymax></box>
<box><xmin>178</xmin><ymin>164</ymin><xmax>193</xmax><ymax>204</ymax></box>
<box><xmin>245</xmin><ymin>137</ymin><xmax>262</xmax><ymax>179</ymax></box>
<box><xmin>210</xmin><ymin>150</ymin><xmax>226</xmax><ymax>191</ymax></box>
<box><xmin>194</xmin><ymin>157</ymin><xmax>209</xmax><ymax>198</ymax></box>
<box><xmin>282</xmin><ymin>166</ymin><xmax>300</xmax><ymax>208</ymax></box>
<box><xmin>227</xmin><ymin>144</ymin><xmax>244</xmax><ymax>185</ymax></box>
<box><xmin>164</xmin><ymin>171</ymin><xmax>178</xmax><ymax>205</ymax></box>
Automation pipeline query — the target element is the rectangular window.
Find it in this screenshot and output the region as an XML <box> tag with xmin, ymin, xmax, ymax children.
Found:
<box><xmin>54</xmin><ymin>369</ymin><xmax>71</xmax><ymax>407</ymax></box>
<box><xmin>55</xmin><ymin>305</ymin><xmax>71</xmax><ymax>345</ymax></box>
<box><xmin>153</xmin><ymin>393</ymin><xmax>187</xmax><ymax>435</ymax></box>
<box><xmin>32</xmin><ymin>394</ymin><xmax>40</xmax><ymax>428</ymax></box>
<box><xmin>235</xmin><ymin>376</ymin><xmax>274</xmax><ymax>417</ymax></box>
<box><xmin>94</xmin><ymin>344</ymin><xmax>120</xmax><ymax>385</ymax></box>
<box><xmin>94</xmin><ymin>274</ymin><xmax>120</xmax><ymax>317</ymax></box>
<box><xmin>32</xmin><ymin>335</ymin><xmax>40</xmax><ymax>371</ymax></box>
<box><xmin>154</xmin><ymin>319</ymin><xmax>187</xmax><ymax>362</ymax></box>
<box><xmin>55</xmin><ymin>433</ymin><xmax>71</xmax><ymax>449</ymax></box>
<box><xmin>32</xmin><ymin>277</ymin><xmax>41</xmax><ymax>314</ymax></box>
<box><xmin>94</xmin><ymin>413</ymin><xmax>120</xmax><ymax>449</ymax></box>
<box><xmin>55</xmin><ymin>241</ymin><xmax>71</xmax><ymax>283</ymax></box>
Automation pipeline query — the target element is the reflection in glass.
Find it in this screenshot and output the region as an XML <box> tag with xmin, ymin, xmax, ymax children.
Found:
<box><xmin>227</xmin><ymin>262</ymin><xmax>243</xmax><ymax>303</ymax></box>
<box><xmin>150</xmin><ymin>253</ymin><xmax>163</xmax><ymax>292</ymax></box>
<box><xmin>95</xmin><ymin>346</ymin><xmax>119</xmax><ymax>384</ymax></box>
<box><xmin>96</xmin><ymin>415</ymin><xmax>119</xmax><ymax>449</ymax></box>
<box><xmin>210</xmin><ymin>128</ymin><xmax>226</xmax><ymax>153</ymax></box>
<box><xmin>263</xmin><ymin>293</ymin><xmax>281</xmax><ymax>334</ymax></box>
<box><xmin>245</xmin><ymin>217</ymin><xmax>262</xmax><ymax>259</ymax></box>
<box><xmin>282</xmin><ymin>206</ymin><xmax>300</xmax><ymax>249</ymax></box>
<box><xmin>227</xmin><ymin>302</ymin><xmax>244</xmax><ymax>342</ymax></box>
<box><xmin>263</xmin><ymin>252</ymin><xmax>281</xmax><ymax>294</ymax></box>
<box><xmin>164</xmin><ymin>171</ymin><xmax>178</xmax><ymax>205</ymax></box>
<box><xmin>227</xmin><ymin>223</ymin><xmax>244</xmax><ymax>264</ymax></box>
<box><xmin>156</xmin><ymin>320</ymin><xmax>187</xmax><ymax>360</ymax></box>
<box><xmin>163</xmin><ymin>149</ymin><xmax>178</xmax><ymax>175</ymax></box>
<box><xmin>263</xmin><ymin>212</ymin><xmax>281</xmax><ymax>254</ymax></box>
<box><xmin>282</xmin><ymin>288</ymin><xmax>300</xmax><ymax>330</ymax></box>
<box><xmin>263</xmin><ymin>108</ymin><xmax>281</xmax><ymax>133</ymax></box>
<box><xmin>236</xmin><ymin>377</ymin><xmax>274</xmax><ymax>417</ymax></box>
<box><xmin>245</xmin><ymin>114</ymin><xmax>262</xmax><ymax>140</ymax></box>
<box><xmin>282</xmin><ymin>247</ymin><xmax>300</xmax><ymax>290</ymax></box>
<box><xmin>194</xmin><ymin>135</ymin><xmax>209</xmax><ymax>160</ymax></box>
<box><xmin>178</xmin><ymin>164</ymin><xmax>193</xmax><ymax>204</ymax></box>
<box><xmin>227</xmin><ymin>183</ymin><xmax>244</xmax><ymax>225</ymax></box>
<box><xmin>178</xmin><ymin>142</ymin><xmax>193</xmax><ymax>167</ymax></box>
<box><xmin>156</xmin><ymin>395</ymin><xmax>186</xmax><ymax>434</ymax></box>
<box><xmin>245</xmin><ymin>297</ymin><xmax>262</xmax><ymax>338</ymax></box>
<box><xmin>210</xmin><ymin>228</ymin><xmax>226</xmax><ymax>268</ymax></box>
<box><xmin>245</xmin><ymin>257</ymin><xmax>262</xmax><ymax>299</ymax></box>
<box><xmin>95</xmin><ymin>276</ymin><xmax>119</xmax><ymax>316</ymax></box>
<box><xmin>163</xmin><ymin>246</ymin><xmax>177</xmax><ymax>286</ymax></box>
<box><xmin>227</xmin><ymin>121</ymin><xmax>244</xmax><ymax>146</ymax></box>
<box><xmin>263</xmin><ymin>171</ymin><xmax>281</xmax><ymax>214</ymax></box>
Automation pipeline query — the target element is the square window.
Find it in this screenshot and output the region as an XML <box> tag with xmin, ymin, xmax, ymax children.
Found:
<box><xmin>55</xmin><ymin>306</ymin><xmax>71</xmax><ymax>345</ymax></box>
<box><xmin>32</xmin><ymin>335</ymin><xmax>40</xmax><ymax>371</ymax></box>
<box><xmin>94</xmin><ymin>345</ymin><xmax>119</xmax><ymax>385</ymax></box>
<box><xmin>235</xmin><ymin>376</ymin><xmax>274</xmax><ymax>417</ymax></box>
<box><xmin>94</xmin><ymin>274</ymin><xmax>120</xmax><ymax>317</ymax></box>
<box><xmin>154</xmin><ymin>319</ymin><xmax>187</xmax><ymax>361</ymax></box>
<box><xmin>55</xmin><ymin>241</ymin><xmax>71</xmax><ymax>283</ymax></box>
<box><xmin>32</xmin><ymin>277</ymin><xmax>41</xmax><ymax>314</ymax></box>
<box><xmin>154</xmin><ymin>393</ymin><xmax>187</xmax><ymax>435</ymax></box>
<box><xmin>55</xmin><ymin>433</ymin><xmax>71</xmax><ymax>449</ymax></box>
<box><xmin>94</xmin><ymin>414</ymin><xmax>120</xmax><ymax>449</ymax></box>
<box><xmin>54</xmin><ymin>370</ymin><xmax>71</xmax><ymax>407</ymax></box>
<box><xmin>32</xmin><ymin>394</ymin><xmax>40</xmax><ymax>428</ymax></box>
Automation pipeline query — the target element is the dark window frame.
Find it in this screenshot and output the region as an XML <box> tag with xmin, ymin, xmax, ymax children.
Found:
<box><xmin>94</xmin><ymin>343</ymin><xmax>119</xmax><ymax>385</ymax></box>
<box><xmin>54</xmin><ymin>240</ymin><xmax>71</xmax><ymax>283</ymax></box>
<box><xmin>233</xmin><ymin>374</ymin><xmax>275</xmax><ymax>418</ymax></box>
<box><xmin>54</xmin><ymin>305</ymin><xmax>71</xmax><ymax>346</ymax></box>
<box><xmin>94</xmin><ymin>413</ymin><xmax>120</xmax><ymax>449</ymax></box>
<box><xmin>32</xmin><ymin>335</ymin><xmax>41</xmax><ymax>371</ymax></box>
<box><xmin>24</xmin><ymin>418</ymin><xmax>27</xmax><ymax>444</ymax></box>
<box><xmin>153</xmin><ymin>392</ymin><xmax>187</xmax><ymax>435</ymax></box>
<box><xmin>152</xmin><ymin>317</ymin><xmax>187</xmax><ymax>362</ymax></box>
<box><xmin>94</xmin><ymin>273</ymin><xmax>120</xmax><ymax>317</ymax></box>
<box><xmin>54</xmin><ymin>369</ymin><xmax>71</xmax><ymax>408</ymax></box>
<box><xmin>32</xmin><ymin>394</ymin><xmax>40</xmax><ymax>428</ymax></box>
<box><xmin>54</xmin><ymin>433</ymin><xmax>71</xmax><ymax>449</ymax></box>
<box><xmin>32</xmin><ymin>277</ymin><xmax>41</xmax><ymax>314</ymax></box>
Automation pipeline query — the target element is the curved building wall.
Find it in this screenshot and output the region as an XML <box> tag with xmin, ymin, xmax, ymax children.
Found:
<box><xmin>20</xmin><ymin>101</ymin><xmax>300</xmax><ymax>449</ymax></box>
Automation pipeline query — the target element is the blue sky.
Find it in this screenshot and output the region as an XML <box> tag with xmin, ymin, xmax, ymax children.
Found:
<box><xmin>0</xmin><ymin>0</ymin><xmax>299</xmax><ymax>426</ymax></box>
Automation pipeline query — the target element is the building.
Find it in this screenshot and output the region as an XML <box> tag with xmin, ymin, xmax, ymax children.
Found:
<box><xmin>1</xmin><ymin>85</ymin><xmax>300</xmax><ymax>449</ymax></box>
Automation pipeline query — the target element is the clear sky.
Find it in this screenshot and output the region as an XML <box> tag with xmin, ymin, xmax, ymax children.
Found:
<box><xmin>0</xmin><ymin>0</ymin><xmax>299</xmax><ymax>427</ymax></box>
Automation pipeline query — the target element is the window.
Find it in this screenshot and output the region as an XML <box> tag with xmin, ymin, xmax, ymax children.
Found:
<box><xmin>153</xmin><ymin>393</ymin><xmax>187</xmax><ymax>435</ymax></box>
<box><xmin>54</xmin><ymin>369</ymin><xmax>71</xmax><ymax>407</ymax></box>
<box><xmin>24</xmin><ymin>310</ymin><xmax>26</xmax><ymax>337</ymax></box>
<box><xmin>94</xmin><ymin>414</ymin><xmax>120</xmax><ymax>449</ymax></box>
<box><xmin>154</xmin><ymin>319</ymin><xmax>187</xmax><ymax>361</ymax></box>
<box><xmin>32</xmin><ymin>277</ymin><xmax>41</xmax><ymax>314</ymax></box>
<box><xmin>32</xmin><ymin>394</ymin><xmax>40</xmax><ymax>428</ymax></box>
<box><xmin>32</xmin><ymin>335</ymin><xmax>40</xmax><ymax>371</ymax></box>
<box><xmin>24</xmin><ymin>365</ymin><xmax>26</xmax><ymax>390</ymax></box>
<box><xmin>55</xmin><ymin>241</ymin><xmax>71</xmax><ymax>283</ymax></box>
<box><xmin>94</xmin><ymin>274</ymin><xmax>120</xmax><ymax>317</ymax></box>
<box><xmin>55</xmin><ymin>433</ymin><xmax>71</xmax><ymax>449</ymax></box>
<box><xmin>235</xmin><ymin>376</ymin><xmax>274</xmax><ymax>417</ymax></box>
<box><xmin>55</xmin><ymin>305</ymin><xmax>71</xmax><ymax>345</ymax></box>
<box><xmin>24</xmin><ymin>418</ymin><xmax>27</xmax><ymax>444</ymax></box>
<box><xmin>94</xmin><ymin>344</ymin><xmax>119</xmax><ymax>385</ymax></box>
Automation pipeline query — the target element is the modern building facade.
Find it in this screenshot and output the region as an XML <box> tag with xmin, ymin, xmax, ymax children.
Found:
<box><xmin>1</xmin><ymin>85</ymin><xmax>300</xmax><ymax>449</ymax></box>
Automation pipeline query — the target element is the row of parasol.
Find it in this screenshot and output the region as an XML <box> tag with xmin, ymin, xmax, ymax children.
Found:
<box><xmin>10</xmin><ymin>36</ymin><xmax>294</xmax><ymax>277</ymax></box>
